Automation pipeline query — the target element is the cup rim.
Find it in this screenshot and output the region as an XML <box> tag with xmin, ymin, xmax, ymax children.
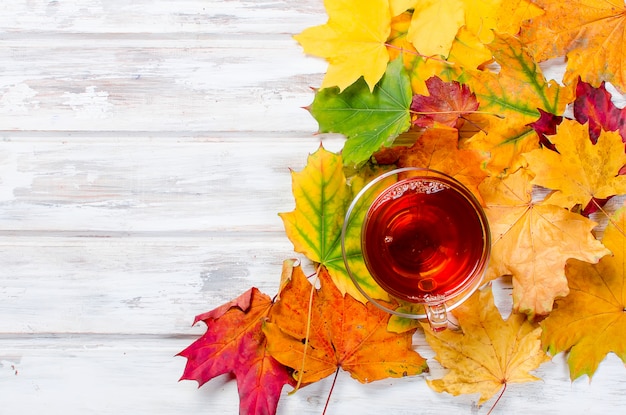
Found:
<box><xmin>341</xmin><ymin>167</ymin><xmax>491</xmax><ymax>320</ymax></box>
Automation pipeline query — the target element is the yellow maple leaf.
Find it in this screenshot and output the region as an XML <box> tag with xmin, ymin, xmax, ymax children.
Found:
<box><xmin>523</xmin><ymin>119</ymin><xmax>626</xmax><ymax>210</ymax></box>
<box><xmin>541</xmin><ymin>206</ymin><xmax>626</xmax><ymax>380</ymax></box>
<box><xmin>389</xmin><ymin>0</ymin><xmax>417</xmax><ymax>16</ymax></box>
<box><xmin>424</xmin><ymin>286</ymin><xmax>549</xmax><ymax>405</ymax></box>
<box><xmin>387</xmin><ymin>11</ymin><xmax>491</xmax><ymax>95</ymax></box>
<box><xmin>447</xmin><ymin>26</ymin><xmax>493</xmax><ymax>71</ymax></box>
<box><xmin>479</xmin><ymin>168</ymin><xmax>610</xmax><ymax>316</ymax></box>
<box><xmin>406</xmin><ymin>0</ymin><xmax>542</xmax><ymax>58</ymax></box>
<box><xmin>463</xmin><ymin>0</ymin><xmax>543</xmax><ymax>44</ymax></box>
<box><xmin>408</xmin><ymin>0</ymin><xmax>465</xmax><ymax>57</ymax></box>
<box><xmin>521</xmin><ymin>0</ymin><xmax>626</xmax><ymax>92</ymax></box>
<box><xmin>294</xmin><ymin>0</ymin><xmax>391</xmax><ymax>91</ymax></box>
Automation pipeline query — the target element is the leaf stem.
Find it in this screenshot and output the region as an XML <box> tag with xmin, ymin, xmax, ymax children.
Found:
<box><xmin>290</xmin><ymin>264</ymin><xmax>321</xmax><ymax>394</ymax></box>
<box><xmin>322</xmin><ymin>368</ymin><xmax>340</xmax><ymax>415</ymax></box>
<box><xmin>486</xmin><ymin>382</ymin><xmax>507</xmax><ymax>415</ymax></box>
<box><xmin>409</xmin><ymin>109</ymin><xmax>505</xmax><ymax>118</ymax></box>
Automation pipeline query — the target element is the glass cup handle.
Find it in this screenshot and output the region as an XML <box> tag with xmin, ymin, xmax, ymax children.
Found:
<box><xmin>424</xmin><ymin>303</ymin><xmax>448</xmax><ymax>332</ymax></box>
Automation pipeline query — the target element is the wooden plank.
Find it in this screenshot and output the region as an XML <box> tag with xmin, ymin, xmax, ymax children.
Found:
<box><xmin>0</xmin><ymin>37</ymin><xmax>326</xmax><ymax>132</ymax></box>
<box><xmin>0</xmin><ymin>1</ymin><xmax>327</xmax><ymax>35</ymax></box>
<box><xmin>0</xmin><ymin>235</ymin><xmax>298</xmax><ymax>335</ymax></box>
<box><xmin>1</xmin><ymin>336</ymin><xmax>625</xmax><ymax>414</ymax></box>
<box><xmin>0</xmin><ymin>137</ymin><xmax>348</xmax><ymax>232</ymax></box>
<box><xmin>0</xmin><ymin>233</ymin><xmax>514</xmax><ymax>335</ymax></box>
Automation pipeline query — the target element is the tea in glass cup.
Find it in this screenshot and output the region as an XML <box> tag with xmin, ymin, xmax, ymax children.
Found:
<box><xmin>342</xmin><ymin>168</ymin><xmax>490</xmax><ymax>331</ymax></box>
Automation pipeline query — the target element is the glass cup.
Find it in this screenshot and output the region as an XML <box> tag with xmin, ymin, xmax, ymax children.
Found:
<box><xmin>341</xmin><ymin>167</ymin><xmax>490</xmax><ymax>331</ymax></box>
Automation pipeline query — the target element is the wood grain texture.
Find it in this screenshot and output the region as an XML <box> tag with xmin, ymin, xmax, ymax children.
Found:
<box><xmin>1</xmin><ymin>1</ymin><xmax>625</xmax><ymax>414</ymax></box>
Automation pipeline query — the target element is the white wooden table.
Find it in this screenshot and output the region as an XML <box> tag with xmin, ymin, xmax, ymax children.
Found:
<box><xmin>1</xmin><ymin>2</ymin><xmax>625</xmax><ymax>414</ymax></box>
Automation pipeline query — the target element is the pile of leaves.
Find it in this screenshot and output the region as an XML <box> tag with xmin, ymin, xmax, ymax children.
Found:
<box><xmin>179</xmin><ymin>0</ymin><xmax>626</xmax><ymax>413</ymax></box>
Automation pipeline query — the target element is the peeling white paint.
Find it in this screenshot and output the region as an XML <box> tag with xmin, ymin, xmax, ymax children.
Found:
<box><xmin>62</xmin><ymin>86</ymin><xmax>113</xmax><ymax>118</ymax></box>
<box><xmin>0</xmin><ymin>83</ymin><xmax>40</xmax><ymax>114</ymax></box>
<box><xmin>0</xmin><ymin>149</ymin><xmax>35</xmax><ymax>202</ymax></box>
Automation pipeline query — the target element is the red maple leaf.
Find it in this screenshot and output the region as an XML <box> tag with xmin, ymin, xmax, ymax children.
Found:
<box><xmin>410</xmin><ymin>76</ymin><xmax>479</xmax><ymax>129</ymax></box>
<box><xmin>573</xmin><ymin>78</ymin><xmax>626</xmax><ymax>144</ymax></box>
<box><xmin>178</xmin><ymin>288</ymin><xmax>293</xmax><ymax>415</ymax></box>
<box><xmin>527</xmin><ymin>108</ymin><xmax>562</xmax><ymax>152</ymax></box>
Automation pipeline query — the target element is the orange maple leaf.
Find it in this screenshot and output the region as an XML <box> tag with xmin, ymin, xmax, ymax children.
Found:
<box><xmin>520</xmin><ymin>0</ymin><xmax>626</xmax><ymax>92</ymax></box>
<box><xmin>424</xmin><ymin>286</ymin><xmax>549</xmax><ymax>405</ymax></box>
<box><xmin>380</xmin><ymin>128</ymin><xmax>488</xmax><ymax>204</ymax></box>
<box><xmin>479</xmin><ymin>168</ymin><xmax>610</xmax><ymax>316</ymax></box>
<box><xmin>263</xmin><ymin>265</ymin><xmax>427</xmax><ymax>385</ymax></box>
<box><xmin>541</xmin><ymin>206</ymin><xmax>626</xmax><ymax>380</ymax></box>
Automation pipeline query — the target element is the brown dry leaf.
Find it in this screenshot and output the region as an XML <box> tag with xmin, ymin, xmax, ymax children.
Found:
<box><xmin>479</xmin><ymin>168</ymin><xmax>610</xmax><ymax>316</ymax></box>
<box><xmin>424</xmin><ymin>286</ymin><xmax>549</xmax><ymax>405</ymax></box>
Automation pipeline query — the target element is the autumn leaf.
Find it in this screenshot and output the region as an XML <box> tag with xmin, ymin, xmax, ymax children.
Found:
<box><xmin>526</xmin><ymin>108</ymin><xmax>562</xmax><ymax>152</ymax></box>
<box><xmin>279</xmin><ymin>145</ymin><xmax>391</xmax><ymax>303</ymax></box>
<box><xmin>264</xmin><ymin>265</ymin><xmax>428</xmax><ymax>384</ymax></box>
<box><xmin>386</xmin><ymin>9</ymin><xmax>493</xmax><ymax>96</ymax></box>
<box><xmin>462</xmin><ymin>0</ymin><xmax>543</xmax><ymax>44</ymax></box>
<box><xmin>541</xmin><ymin>206</ymin><xmax>626</xmax><ymax>380</ymax></box>
<box><xmin>408</xmin><ymin>0</ymin><xmax>465</xmax><ymax>57</ymax></box>
<box><xmin>388</xmin><ymin>17</ymin><xmax>490</xmax><ymax>96</ymax></box>
<box><xmin>424</xmin><ymin>286</ymin><xmax>549</xmax><ymax>405</ymax></box>
<box><xmin>523</xmin><ymin>119</ymin><xmax>626</xmax><ymax>210</ymax></box>
<box><xmin>520</xmin><ymin>0</ymin><xmax>626</xmax><ymax>92</ymax></box>
<box><xmin>389</xmin><ymin>0</ymin><xmax>417</xmax><ymax>16</ymax></box>
<box><xmin>309</xmin><ymin>57</ymin><xmax>413</xmax><ymax>167</ymax></box>
<box><xmin>573</xmin><ymin>78</ymin><xmax>626</xmax><ymax>143</ymax></box>
<box><xmin>405</xmin><ymin>0</ymin><xmax>542</xmax><ymax>57</ymax></box>
<box><xmin>178</xmin><ymin>286</ymin><xmax>293</xmax><ymax>415</ymax></box>
<box><xmin>446</xmin><ymin>26</ymin><xmax>493</xmax><ymax>73</ymax></box>
<box><xmin>479</xmin><ymin>168</ymin><xmax>610</xmax><ymax>316</ymax></box>
<box><xmin>279</xmin><ymin>146</ymin><xmax>351</xmax><ymax>292</ymax></box>
<box><xmin>410</xmin><ymin>77</ymin><xmax>480</xmax><ymax>129</ymax></box>
<box><xmin>386</xmin><ymin>128</ymin><xmax>488</xmax><ymax>203</ymax></box>
<box><xmin>293</xmin><ymin>0</ymin><xmax>391</xmax><ymax>91</ymax></box>
<box><xmin>464</xmin><ymin>33</ymin><xmax>572</xmax><ymax>175</ymax></box>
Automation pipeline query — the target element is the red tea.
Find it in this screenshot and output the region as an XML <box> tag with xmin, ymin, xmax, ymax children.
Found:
<box><xmin>362</xmin><ymin>176</ymin><xmax>488</xmax><ymax>303</ymax></box>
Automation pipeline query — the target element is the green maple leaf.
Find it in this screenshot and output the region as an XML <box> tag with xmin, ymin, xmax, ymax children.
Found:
<box><xmin>309</xmin><ymin>57</ymin><xmax>412</xmax><ymax>167</ymax></box>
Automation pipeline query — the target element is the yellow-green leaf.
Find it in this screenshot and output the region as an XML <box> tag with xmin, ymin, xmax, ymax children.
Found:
<box><xmin>279</xmin><ymin>146</ymin><xmax>391</xmax><ymax>302</ymax></box>
<box><xmin>279</xmin><ymin>145</ymin><xmax>349</xmax><ymax>268</ymax></box>
<box><xmin>465</xmin><ymin>33</ymin><xmax>572</xmax><ymax>175</ymax></box>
